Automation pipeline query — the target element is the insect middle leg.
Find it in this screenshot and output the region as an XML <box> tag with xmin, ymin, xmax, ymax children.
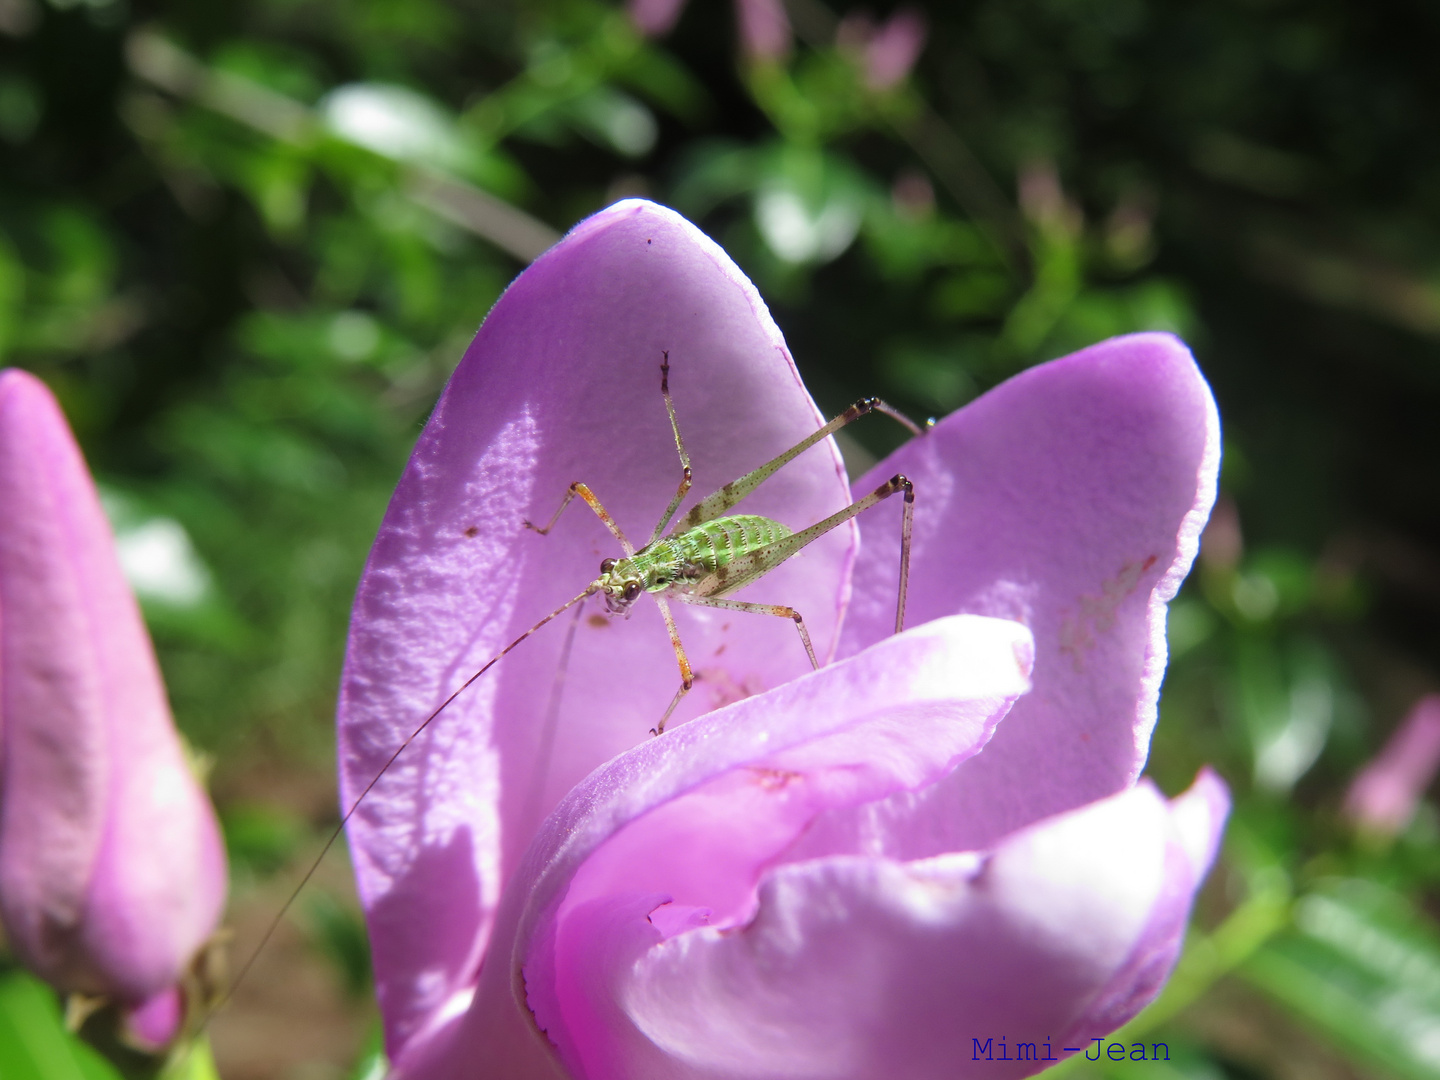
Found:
<box><xmin>651</xmin><ymin>594</ymin><xmax>819</xmax><ymax>736</ymax></box>
<box><xmin>652</xmin><ymin>474</ymin><xmax>915</xmax><ymax>734</ymax></box>
<box><xmin>672</xmin><ymin>594</ymin><xmax>819</xmax><ymax>670</ymax></box>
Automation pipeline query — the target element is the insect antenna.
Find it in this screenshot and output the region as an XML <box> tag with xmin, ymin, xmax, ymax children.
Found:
<box><xmin>200</xmin><ymin>579</ymin><xmax>602</xmax><ymax>1031</ymax></box>
<box><xmin>521</xmin><ymin>593</ymin><xmax>588</xmax><ymax>835</ymax></box>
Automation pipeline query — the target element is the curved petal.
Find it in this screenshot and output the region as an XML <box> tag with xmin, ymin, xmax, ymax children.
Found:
<box><xmin>403</xmin><ymin>615</ymin><xmax>1034</xmax><ymax>1078</ymax></box>
<box><xmin>550</xmin><ymin>770</ymin><xmax>1227</xmax><ymax>1080</ymax></box>
<box><xmin>0</xmin><ymin>370</ymin><xmax>226</xmax><ymax>1002</ymax></box>
<box><xmin>338</xmin><ymin>199</ymin><xmax>857</xmax><ymax>1057</ymax></box>
<box><xmin>837</xmin><ymin>333</ymin><xmax>1220</xmax><ymax>853</ymax></box>
<box><xmin>124</xmin><ymin>986</ymin><xmax>184</xmax><ymax>1051</ymax></box>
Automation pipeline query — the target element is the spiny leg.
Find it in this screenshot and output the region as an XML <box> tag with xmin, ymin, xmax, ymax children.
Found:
<box><xmin>652</xmin><ymin>592</ymin><xmax>697</xmax><ymax>735</ymax></box>
<box><xmin>648</xmin><ymin>351</ymin><xmax>694</xmax><ymax>546</ymax></box>
<box><xmin>524</xmin><ymin>481</ymin><xmax>635</xmax><ymax>556</ymax></box>
<box><xmin>672</xmin><ymin>592</ymin><xmax>819</xmax><ymax>670</ymax></box>
<box><xmin>695</xmin><ymin>473</ymin><xmax>915</xmax><ymax>634</ymax></box>
<box><xmin>677</xmin><ymin>398</ymin><xmax>923</xmax><ymax>533</ymax></box>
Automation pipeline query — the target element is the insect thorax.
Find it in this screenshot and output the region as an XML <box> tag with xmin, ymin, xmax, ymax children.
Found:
<box><xmin>636</xmin><ymin>513</ymin><xmax>791</xmax><ymax>592</ymax></box>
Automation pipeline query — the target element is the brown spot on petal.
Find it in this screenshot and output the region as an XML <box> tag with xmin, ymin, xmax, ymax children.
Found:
<box><xmin>698</xmin><ymin>667</ymin><xmax>763</xmax><ymax>709</ymax></box>
<box><xmin>749</xmin><ymin>767</ymin><xmax>804</xmax><ymax>790</ymax></box>
<box><xmin>587</xmin><ymin>614</ymin><xmax>609</xmax><ymax>628</ymax></box>
<box><xmin>1058</xmin><ymin>554</ymin><xmax>1163</xmax><ymax>671</ymax></box>
<box><xmin>463</xmin><ymin>525</ymin><xmax>479</xmax><ymax>537</ymax></box>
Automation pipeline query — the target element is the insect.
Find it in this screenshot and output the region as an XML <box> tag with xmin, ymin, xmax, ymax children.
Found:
<box><xmin>522</xmin><ymin>352</ymin><xmax>921</xmax><ymax>733</ymax></box>
<box><xmin>214</xmin><ymin>354</ymin><xmax>924</xmax><ymax>1022</ymax></box>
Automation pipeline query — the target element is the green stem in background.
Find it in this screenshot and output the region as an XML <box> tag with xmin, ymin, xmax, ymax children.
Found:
<box><xmin>159</xmin><ymin>1038</ymin><xmax>221</xmax><ymax>1080</ymax></box>
<box><xmin>123</xmin><ymin>30</ymin><xmax>560</xmax><ymax>264</ymax></box>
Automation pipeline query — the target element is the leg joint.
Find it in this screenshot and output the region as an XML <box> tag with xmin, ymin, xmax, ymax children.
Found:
<box><xmin>849</xmin><ymin>397</ymin><xmax>880</xmax><ymax>419</ymax></box>
<box><xmin>871</xmin><ymin>473</ymin><xmax>909</xmax><ymax>498</ymax></box>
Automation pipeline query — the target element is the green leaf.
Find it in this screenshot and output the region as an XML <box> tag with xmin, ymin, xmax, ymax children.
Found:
<box><xmin>0</xmin><ymin>969</ymin><xmax>123</xmax><ymax>1080</ymax></box>
<box><xmin>1242</xmin><ymin>878</ymin><xmax>1440</xmax><ymax>1080</ymax></box>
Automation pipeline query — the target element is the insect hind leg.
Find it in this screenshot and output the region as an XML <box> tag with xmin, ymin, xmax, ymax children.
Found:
<box><xmin>694</xmin><ymin>473</ymin><xmax>916</xmax><ymax>636</ymax></box>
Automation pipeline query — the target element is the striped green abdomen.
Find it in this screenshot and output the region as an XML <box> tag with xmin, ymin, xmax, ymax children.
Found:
<box><xmin>638</xmin><ymin>514</ymin><xmax>790</xmax><ymax>591</ymax></box>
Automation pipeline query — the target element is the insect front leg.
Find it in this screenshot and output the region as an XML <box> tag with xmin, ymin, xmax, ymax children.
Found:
<box><xmin>677</xmin><ymin>397</ymin><xmax>923</xmax><ymax>533</ymax></box>
<box><xmin>647</xmin><ymin>351</ymin><xmax>694</xmax><ymax>547</ymax></box>
<box><xmin>671</xmin><ymin>592</ymin><xmax>819</xmax><ymax>670</ymax></box>
<box><xmin>525</xmin><ymin>480</ymin><xmax>636</xmax><ymax>556</ymax></box>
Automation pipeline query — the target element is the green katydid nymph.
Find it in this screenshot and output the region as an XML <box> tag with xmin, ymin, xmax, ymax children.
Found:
<box><xmin>524</xmin><ymin>351</ymin><xmax>923</xmax><ymax>733</ymax></box>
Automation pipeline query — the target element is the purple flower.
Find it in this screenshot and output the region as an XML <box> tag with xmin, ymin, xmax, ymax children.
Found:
<box><xmin>338</xmin><ymin>200</ymin><xmax>1228</xmax><ymax>1078</ymax></box>
<box><xmin>0</xmin><ymin>370</ymin><xmax>227</xmax><ymax>1044</ymax></box>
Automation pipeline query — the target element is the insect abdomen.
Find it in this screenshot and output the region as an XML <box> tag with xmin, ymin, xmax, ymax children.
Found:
<box><xmin>640</xmin><ymin>514</ymin><xmax>789</xmax><ymax>592</ymax></box>
<box><xmin>685</xmin><ymin>514</ymin><xmax>790</xmax><ymax>572</ymax></box>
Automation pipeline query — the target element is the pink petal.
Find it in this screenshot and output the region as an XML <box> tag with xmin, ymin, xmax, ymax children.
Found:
<box><xmin>0</xmin><ymin>370</ymin><xmax>226</xmax><ymax>1003</ymax></box>
<box><xmin>549</xmin><ymin>771</ymin><xmax>1225</xmax><ymax>1079</ymax></box>
<box><xmin>837</xmin><ymin>333</ymin><xmax>1221</xmax><ymax>852</ymax></box>
<box><xmin>411</xmin><ymin>614</ymin><xmax>1033</xmax><ymax>1078</ymax></box>
<box><xmin>337</xmin><ymin>199</ymin><xmax>857</xmax><ymax>1058</ymax></box>
<box><xmin>124</xmin><ymin>985</ymin><xmax>183</xmax><ymax>1051</ymax></box>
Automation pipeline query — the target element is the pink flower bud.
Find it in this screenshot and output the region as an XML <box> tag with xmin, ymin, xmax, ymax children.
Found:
<box><xmin>0</xmin><ymin>370</ymin><xmax>226</xmax><ymax>1037</ymax></box>
<box><xmin>852</xmin><ymin>7</ymin><xmax>933</xmax><ymax>88</ymax></box>
<box><xmin>1344</xmin><ymin>694</ymin><xmax>1440</xmax><ymax>837</ymax></box>
<box><xmin>736</xmin><ymin>0</ymin><xmax>791</xmax><ymax>60</ymax></box>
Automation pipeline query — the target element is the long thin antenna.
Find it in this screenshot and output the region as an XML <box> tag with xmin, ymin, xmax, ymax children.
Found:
<box><xmin>522</xmin><ymin>594</ymin><xmax>587</xmax><ymax>835</ymax></box>
<box><xmin>202</xmin><ymin>580</ymin><xmax>601</xmax><ymax>1029</ymax></box>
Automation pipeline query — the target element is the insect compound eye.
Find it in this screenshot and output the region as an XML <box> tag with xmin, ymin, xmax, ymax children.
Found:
<box><xmin>622</xmin><ymin>581</ymin><xmax>642</xmax><ymax>603</ymax></box>
<box><xmin>600</xmin><ymin>557</ymin><xmax>617</xmax><ymax>575</ymax></box>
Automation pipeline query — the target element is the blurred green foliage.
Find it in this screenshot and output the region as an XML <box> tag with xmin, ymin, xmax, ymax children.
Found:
<box><xmin>3</xmin><ymin>0</ymin><xmax>1440</xmax><ymax>1076</ymax></box>
<box><xmin>0</xmin><ymin>966</ymin><xmax>121</xmax><ymax>1080</ymax></box>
